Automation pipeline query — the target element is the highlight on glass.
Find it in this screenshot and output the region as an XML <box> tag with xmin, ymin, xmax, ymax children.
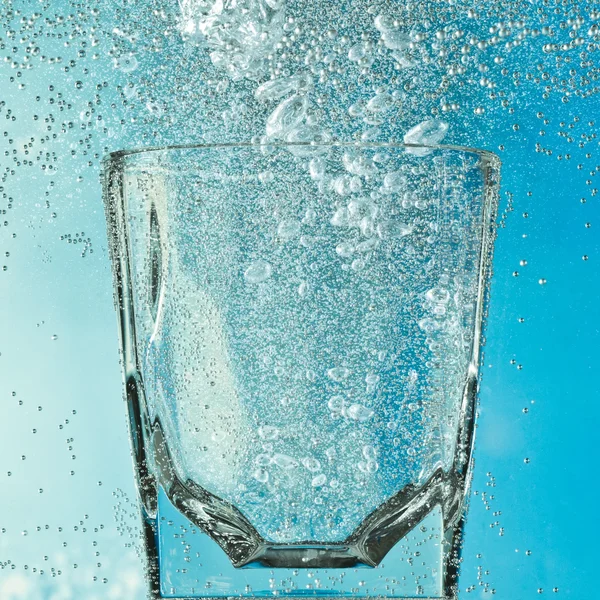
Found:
<box><xmin>102</xmin><ymin>142</ymin><xmax>500</xmax><ymax>599</ymax></box>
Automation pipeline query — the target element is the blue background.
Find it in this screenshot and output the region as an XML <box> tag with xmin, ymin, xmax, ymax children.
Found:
<box><xmin>1</xmin><ymin>0</ymin><xmax>598</xmax><ymax>598</ymax></box>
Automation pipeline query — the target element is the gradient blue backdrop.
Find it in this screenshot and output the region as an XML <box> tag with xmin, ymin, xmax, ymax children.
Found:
<box><xmin>1</xmin><ymin>1</ymin><xmax>598</xmax><ymax>598</ymax></box>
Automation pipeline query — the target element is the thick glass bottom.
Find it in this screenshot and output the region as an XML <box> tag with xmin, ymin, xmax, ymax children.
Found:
<box><xmin>145</xmin><ymin>487</ymin><xmax>452</xmax><ymax>599</ymax></box>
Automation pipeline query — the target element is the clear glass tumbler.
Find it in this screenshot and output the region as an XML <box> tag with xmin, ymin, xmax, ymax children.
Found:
<box><xmin>102</xmin><ymin>142</ymin><xmax>500</xmax><ymax>599</ymax></box>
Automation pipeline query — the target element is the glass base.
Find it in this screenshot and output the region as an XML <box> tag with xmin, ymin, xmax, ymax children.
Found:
<box><xmin>143</xmin><ymin>487</ymin><xmax>451</xmax><ymax>599</ymax></box>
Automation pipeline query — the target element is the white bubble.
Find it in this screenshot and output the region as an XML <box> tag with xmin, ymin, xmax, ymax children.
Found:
<box><xmin>361</xmin><ymin>127</ymin><xmax>382</xmax><ymax>141</ymax></box>
<box><xmin>298</xmin><ymin>281</ymin><xmax>309</xmax><ymax>296</ymax></box>
<box><xmin>244</xmin><ymin>260</ymin><xmax>273</xmax><ymax>283</ymax></box>
<box><xmin>426</xmin><ymin>287</ymin><xmax>451</xmax><ymax>304</ymax></box>
<box><xmin>382</xmin><ymin>171</ymin><xmax>407</xmax><ymax>193</ymax></box>
<box><xmin>309</xmin><ymin>157</ymin><xmax>326</xmax><ymax>180</ymax></box>
<box><xmin>253</xmin><ymin>468</ymin><xmax>269</xmax><ymax>483</ymax></box>
<box><xmin>348</xmin><ymin>101</ymin><xmax>365</xmax><ymax>117</ymax></box>
<box><xmin>366</xmin><ymin>92</ymin><xmax>393</xmax><ymax>114</ymax></box>
<box><xmin>391</xmin><ymin>51</ymin><xmax>417</xmax><ymax>69</ymax></box>
<box><xmin>351</xmin><ymin>258</ymin><xmax>365</xmax><ymax>271</ymax></box>
<box><xmin>355</xmin><ymin>238</ymin><xmax>379</xmax><ymax>253</ymax></box>
<box><xmin>366</xmin><ymin>460</ymin><xmax>379</xmax><ymax>473</ymax></box>
<box><xmin>311</xmin><ymin>473</ymin><xmax>327</xmax><ymax>487</ymax></box>
<box><xmin>332</xmin><ymin>175</ymin><xmax>353</xmax><ymax>196</ymax></box>
<box><xmin>381</xmin><ymin>30</ymin><xmax>411</xmax><ymax>50</ymax></box>
<box><xmin>374</xmin><ymin>14</ymin><xmax>396</xmax><ymax>33</ymax></box>
<box><xmin>418</xmin><ymin>317</ymin><xmax>440</xmax><ymax>333</ymax></box>
<box><xmin>349</xmin><ymin>175</ymin><xmax>363</xmax><ymax>193</ymax></box>
<box><xmin>303</xmin><ymin>208</ymin><xmax>317</xmax><ymax>224</ymax></box>
<box><xmin>336</xmin><ymin>241</ymin><xmax>355</xmax><ymax>258</ymax></box>
<box><xmin>254</xmin><ymin>453</ymin><xmax>272</xmax><ymax>466</ymax></box>
<box><xmin>377</xmin><ymin>220</ymin><xmax>413</xmax><ymax>239</ymax></box>
<box><xmin>360</xmin><ymin>217</ymin><xmax>376</xmax><ymax>237</ymax></box>
<box><xmin>347</xmin><ymin>404</ymin><xmax>375</xmax><ymax>421</ymax></box>
<box><xmin>286</xmin><ymin>125</ymin><xmax>332</xmax><ymax>155</ymax></box>
<box><xmin>348</xmin><ymin>198</ymin><xmax>378</xmax><ymax>224</ymax></box>
<box><xmin>404</xmin><ymin>119</ymin><xmax>449</xmax><ymax>155</ymax></box>
<box><xmin>325</xmin><ymin>447</ymin><xmax>337</xmax><ymax>461</ymax></box>
<box><xmin>299</xmin><ymin>234</ymin><xmax>318</xmax><ymax>247</ymax></box>
<box><xmin>114</xmin><ymin>53</ymin><xmax>138</xmax><ymax>73</ymax></box>
<box><xmin>342</xmin><ymin>152</ymin><xmax>377</xmax><ymax>176</ymax></box>
<box><xmin>266</xmin><ymin>94</ymin><xmax>309</xmax><ymax>139</ymax></box>
<box><xmin>258</xmin><ymin>425</ymin><xmax>279</xmax><ymax>440</ymax></box>
<box><xmin>365</xmin><ymin>373</ymin><xmax>380</xmax><ymax>387</ymax></box>
<box><xmin>302</xmin><ymin>457</ymin><xmax>322</xmax><ymax>472</ymax></box>
<box><xmin>348</xmin><ymin>43</ymin><xmax>367</xmax><ymax>62</ymax></box>
<box><xmin>211</xmin><ymin>429</ymin><xmax>226</xmax><ymax>442</ymax></box>
<box><xmin>330</xmin><ymin>207</ymin><xmax>350</xmax><ymax>227</ymax></box>
<box><xmin>327</xmin><ymin>395</ymin><xmax>345</xmax><ymax>413</ymax></box>
<box><xmin>327</xmin><ymin>366</ymin><xmax>351</xmax><ymax>382</ymax></box>
<box><xmin>277</xmin><ymin>219</ymin><xmax>301</xmax><ymax>240</ymax></box>
<box><xmin>272</xmin><ymin>454</ymin><xmax>299</xmax><ymax>469</ymax></box>
<box><xmin>373</xmin><ymin>151</ymin><xmax>391</xmax><ymax>163</ymax></box>
<box><xmin>362</xmin><ymin>444</ymin><xmax>378</xmax><ymax>460</ymax></box>
<box><xmin>255</xmin><ymin>73</ymin><xmax>313</xmax><ymax>101</ymax></box>
<box><xmin>123</xmin><ymin>83</ymin><xmax>138</xmax><ymax>99</ymax></box>
<box><xmin>258</xmin><ymin>170</ymin><xmax>274</xmax><ymax>183</ymax></box>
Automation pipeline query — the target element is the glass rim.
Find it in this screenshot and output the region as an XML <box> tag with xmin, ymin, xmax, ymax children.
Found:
<box><xmin>103</xmin><ymin>141</ymin><xmax>500</xmax><ymax>165</ymax></box>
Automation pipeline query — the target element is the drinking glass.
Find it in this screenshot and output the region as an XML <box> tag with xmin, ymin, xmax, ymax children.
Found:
<box><xmin>102</xmin><ymin>142</ymin><xmax>500</xmax><ymax>599</ymax></box>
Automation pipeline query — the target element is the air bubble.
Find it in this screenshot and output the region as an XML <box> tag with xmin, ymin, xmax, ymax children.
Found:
<box><xmin>244</xmin><ymin>260</ymin><xmax>273</xmax><ymax>283</ymax></box>
<box><xmin>346</xmin><ymin>404</ymin><xmax>374</xmax><ymax>421</ymax></box>
<box><xmin>311</xmin><ymin>474</ymin><xmax>326</xmax><ymax>487</ymax></box>
<box><xmin>327</xmin><ymin>367</ymin><xmax>351</xmax><ymax>382</ymax></box>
